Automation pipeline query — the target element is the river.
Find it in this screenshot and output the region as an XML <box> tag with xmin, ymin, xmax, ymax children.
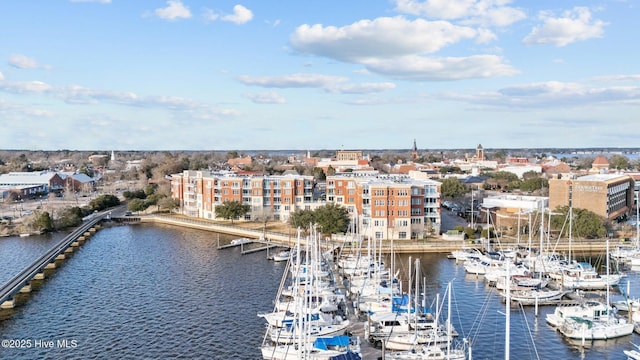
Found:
<box><xmin>0</xmin><ymin>223</ymin><xmax>638</xmax><ymax>359</ymax></box>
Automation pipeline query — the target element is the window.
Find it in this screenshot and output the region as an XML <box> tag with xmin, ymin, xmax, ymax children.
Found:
<box><xmin>398</xmin><ymin>231</ymin><xmax>407</xmax><ymax>239</ymax></box>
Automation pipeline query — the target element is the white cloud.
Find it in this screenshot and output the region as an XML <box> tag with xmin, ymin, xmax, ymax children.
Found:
<box><xmin>237</xmin><ymin>73</ymin><xmax>396</xmax><ymax>95</ymax></box>
<box><xmin>0</xmin><ymin>72</ymin><xmax>3</xmax><ymax>81</ymax></box>
<box><xmin>523</xmin><ymin>7</ymin><xmax>606</xmax><ymax>47</ymax></box>
<box><xmin>326</xmin><ymin>82</ymin><xmax>396</xmax><ymax>94</ymax></box>
<box><xmin>290</xmin><ymin>16</ymin><xmax>481</xmax><ymax>62</ymax></box>
<box><xmin>155</xmin><ymin>0</ymin><xmax>192</xmax><ymax>21</ymax></box>
<box><xmin>0</xmin><ymin>79</ymin><xmax>238</xmax><ymax>120</ymax></box>
<box><xmin>362</xmin><ymin>54</ymin><xmax>518</xmax><ymax>81</ymax></box>
<box><xmin>205</xmin><ymin>5</ymin><xmax>254</xmax><ymax>25</ymax></box>
<box><xmin>439</xmin><ymin>80</ymin><xmax>640</xmax><ymax>108</ymax></box>
<box><xmin>244</xmin><ymin>92</ymin><xmax>286</xmax><ymax>104</ymax></box>
<box><xmin>8</xmin><ymin>54</ymin><xmax>51</xmax><ymax>70</ymax></box>
<box><xmin>236</xmin><ymin>73</ymin><xmax>348</xmax><ymax>88</ymax></box>
<box><xmin>222</xmin><ymin>5</ymin><xmax>253</xmax><ymax>25</ymax></box>
<box><xmin>393</xmin><ymin>0</ymin><xmax>526</xmax><ymax>27</ymax></box>
<box><xmin>593</xmin><ymin>74</ymin><xmax>640</xmax><ymax>83</ymax></box>
<box><xmin>0</xmin><ymin>80</ymin><xmax>54</xmax><ymax>94</ymax></box>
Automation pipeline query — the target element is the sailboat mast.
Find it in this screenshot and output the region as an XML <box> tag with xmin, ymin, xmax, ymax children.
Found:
<box><xmin>568</xmin><ymin>184</ymin><xmax>573</xmax><ymax>263</ymax></box>
<box><xmin>505</xmin><ymin>253</ymin><xmax>510</xmax><ymax>360</ymax></box>
<box><xmin>606</xmin><ymin>238</ymin><xmax>610</xmax><ymax>321</ymax></box>
<box><xmin>635</xmin><ymin>191</ymin><xmax>640</xmax><ymax>249</ymax></box>
<box><xmin>447</xmin><ymin>282</ymin><xmax>452</xmax><ymax>357</ymax></box>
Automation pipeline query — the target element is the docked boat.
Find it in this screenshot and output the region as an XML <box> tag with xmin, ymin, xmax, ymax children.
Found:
<box><xmin>545</xmin><ymin>300</ymin><xmax>611</xmax><ymax>328</ymax></box>
<box><xmin>502</xmin><ymin>288</ymin><xmax>567</xmax><ymax>306</ymax></box>
<box><xmin>448</xmin><ymin>247</ymin><xmax>482</xmax><ymax>262</ymax></box>
<box><xmin>230</xmin><ymin>237</ymin><xmax>252</xmax><ymax>245</ymax></box>
<box><xmin>555</xmin><ymin>240</ymin><xmax>634</xmax><ymax>341</ymax></box>
<box><xmin>624</xmin><ymin>343</ymin><xmax>640</xmax><ymax>360</ymax></box>
<box><xmin>261</xmin><ymin>334</ymin><xmax>362</xmax><ymax>360</ymax></box>
<box><xmin>556</xmin><ymin>261</ymin><xmax>623</xmax><ymax>290</ymax></box>
<box><xmin>612</xmin><ymin>297</ymin><xmax>640</xmax><ymax>312</ymax></box>
<box><xmin>557</xmin><ymin>315</ymin><xmax>634</xmax><ymax>340</ymax></box>
<box><xmin>272</xmin><ymin>250</ymin><xmax>291</xmax><ymax>262</ymax></box>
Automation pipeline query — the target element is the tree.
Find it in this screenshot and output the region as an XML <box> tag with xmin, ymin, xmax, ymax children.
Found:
<box><xmin>89</xmin><ymin>194</ymin><xmax>121</xmax><ymax>211</ymax></box>
<box><xmin>289</xmin><ymin>209</ymin><xmax>315</xmax><ymax>233</ymax></box>
<box><xmin>157</xmin><ymin>197</ymin><xmax>180</xmax><ymax>212</ymax></box>
<box><xmin>226</xmin><ymin>151</ymin><xmax>239</xmax><ymax>160</ymax></box>
<box><xmin>123</xmin><ymin>189</ymin><xmax>146</xmax><ymax>200</ymax></box>
<box><xmin>128</xmin><ymin>198</ymin><xmax>147</xmax><ymax>213</ymax></box>
<box><xmin>56</xmin><ymin>207</ymin><xmax>83</xmax><ymax>229</ymax></box>
<box><xmin>32</xmin><ymin>211</ymin><xmax>54</xmax><ymax>233</ymax></box>
<box><xmin>288</xmin><ymin>204</ymin><xmax>350</xmax><ymax>236</ymax></box>
<box><xmin>312</xmin><ymin>167</ymin><xmax>326</xmax><ymax>181</ymax></box>
<box><xmin>609</xmin><ymin>155</ymin><xmax>629</xmax><ymax>170</ymax></box>
<box><xmin>440</xmin><ymin>178</ymin><xmax>467</xmax><ymax>199</ymax></box>
<box><xmin>549</xmin><ymin>206</ymin><xmax>607</xmax><ymax>239</ymax></box>
<box><xmin>314</xmin><ymin>203</ymin><xmax>350</xmax><ymax>235</ymax></box>
<box><xmin>521</xmin><ymin>170</ymin><xmax>540</xmax><ymax>180</ymax></box>
<box><xmin>215</xmin><ymin>201</ymin><xmax>250</xmax><ymax>223</ymax></box>
<box><xmin>520</xmin><ymin>177</ymin><xmax>548</xmax><ymax>192</ymax></box>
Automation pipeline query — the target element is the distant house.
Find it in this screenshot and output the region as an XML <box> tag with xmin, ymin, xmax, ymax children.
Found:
<box><xmin>228</xmin><ymin>156</ymin><xmax>253</xmax><ymax>168</ymax></box>
<box><xmin>542</xmin><ymin>159</ymin><xmax>571</xmax><ymax>178</ymax></box>
<box><xmin>590</xmin><ymin>155</ymin><xmax>610</xmax><ymax>173</ymax></box>
<box><xmin>58</xmin><ymin>172</ymin><xmax>96</xmax><ymax>193</ymax></box>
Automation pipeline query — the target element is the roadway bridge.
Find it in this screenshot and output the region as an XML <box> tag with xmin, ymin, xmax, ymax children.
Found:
<box><xmin>0</xmin><ymin>212</ymin><xmax>108</xmax><ymax>309</ymax></box>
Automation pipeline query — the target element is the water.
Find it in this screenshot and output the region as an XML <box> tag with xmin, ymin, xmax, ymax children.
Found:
<box><xmin>0</xmin><ymin>224</ymin><xmax>638</xmax><ymax>359</ymax></box>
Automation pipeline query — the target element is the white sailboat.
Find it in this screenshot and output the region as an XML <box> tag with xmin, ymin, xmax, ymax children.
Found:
<box><xmin>261</xmin><ymin>227</ymin><xmax>362</xmax><ymax>359</ymax></box>
<box><xmin>384</xmin><ymin>282</ymin><xmax>468</xmax><ymax>360</ymax></box>
<box><xmin>557</xmin><ymin>240</ymin><xmax>634</xmax><ymax>341</ymax></box>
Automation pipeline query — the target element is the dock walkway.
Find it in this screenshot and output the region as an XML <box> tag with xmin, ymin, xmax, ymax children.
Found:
<box><xmin>137</xmin><ymin>214</ymin><xmax>616</xmax><ymax>256</ymax></box>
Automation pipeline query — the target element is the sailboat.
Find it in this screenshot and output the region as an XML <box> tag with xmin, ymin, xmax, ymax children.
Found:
<box><xmin>383</xmin><ymin>281</ymin><xmax>468</xmax><ymax>360</ymax></box>
<box><xmin>557</xmin><ymin>240</ymin><xmax>634</xmax><ymax>341</ymax></box>
<box><xmin>261</xmin><ymin>227</ymin><xmax>362</xmax><ymax>360</ymax></box>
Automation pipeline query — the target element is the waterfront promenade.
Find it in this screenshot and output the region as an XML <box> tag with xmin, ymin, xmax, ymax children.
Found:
<box><xmin>136</xmin><ymin>213</ymin><xmax>617</xmax><ymax>256</ymax></box>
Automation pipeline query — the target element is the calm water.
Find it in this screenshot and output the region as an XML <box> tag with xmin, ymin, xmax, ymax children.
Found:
<box><xmin>0</xmin><ymin>224</ymin><xmax>638</xmax><ymax>359</ymax></box>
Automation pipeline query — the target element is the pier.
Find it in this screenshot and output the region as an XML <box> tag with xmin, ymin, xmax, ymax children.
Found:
<box><xmin>0</xmin><ymin>212</ymin><xmax>108</xmax><ymax>309</ymax></box>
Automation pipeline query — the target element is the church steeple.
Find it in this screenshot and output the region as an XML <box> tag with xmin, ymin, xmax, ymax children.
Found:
<box><xmin>411</xmin><ymin>139</ymin><xmax>418</xmax><ymax>161</ymax></box>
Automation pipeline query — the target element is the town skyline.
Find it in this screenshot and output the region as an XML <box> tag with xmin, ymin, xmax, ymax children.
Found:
<box><xmin>1</xmin><ymin>1</ymin><xmax>639</xmax><ymax>151</ymax></box>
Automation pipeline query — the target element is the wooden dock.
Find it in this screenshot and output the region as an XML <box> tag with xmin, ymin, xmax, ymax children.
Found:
<box><xmin>241</xmin><ymin>245</ymin><xmax>278</xmax><ymax>255</ymax></box>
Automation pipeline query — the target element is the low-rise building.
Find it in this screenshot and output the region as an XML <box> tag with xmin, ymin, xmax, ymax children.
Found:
<box><xmin>549</xmin><ymin>174</ymin><xmax>635</xmax><ymax>221</ymax></box>
<box><xmin>481</xmin><ymin>194</ymin><xmax>548</xmax><ymax>234</ymax></box>
<box><xmin>0</xmin><ymin>171</ymin><xmax>65</xmax><ymax>197</ymax></box>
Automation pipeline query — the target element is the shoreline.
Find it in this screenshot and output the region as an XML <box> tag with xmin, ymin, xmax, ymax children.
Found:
<box><xmin>134</xmin><ymin>213</ymin><xmax>621</xmax><ymax>256</ymax></box>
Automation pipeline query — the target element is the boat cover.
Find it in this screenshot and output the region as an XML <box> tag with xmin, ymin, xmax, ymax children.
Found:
<box><xmin>313</xmin><ymin>335</ymin><xmax>350</xmax><ymax>350</ymax></box>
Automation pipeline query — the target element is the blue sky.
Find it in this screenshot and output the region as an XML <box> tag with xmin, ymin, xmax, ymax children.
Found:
<box><xmin>1</xmin><ymin>0</ymin><xmax>638</xmax><ymax>151</ymax></box>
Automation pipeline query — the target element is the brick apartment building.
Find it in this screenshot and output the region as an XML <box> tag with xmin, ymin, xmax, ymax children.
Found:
<box><xmin>171</xmin><ymin>170</ymin><xmax>316</xmax><ymax>221</ymax></box>
<box><xmin>171</xmin><ymin>170</ymin><xmax>442</xmax><ymax>240</ymax></box>
<box><xmin>326</xmin><ymin>173</ymin><xmax>441</xmax><ymax>240</ymax></box>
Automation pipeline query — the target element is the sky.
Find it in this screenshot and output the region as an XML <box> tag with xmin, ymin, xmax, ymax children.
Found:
<box><xmin>1</xmin><ymin>0</ymin><xmax>639</xmax><ymax>151</ymax></box>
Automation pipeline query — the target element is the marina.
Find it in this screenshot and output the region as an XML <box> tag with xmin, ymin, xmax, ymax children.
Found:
<box><xmin>1</xmin><ymin>222</ymin><xmax>639</xmax><ymax>358</ymax></box>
